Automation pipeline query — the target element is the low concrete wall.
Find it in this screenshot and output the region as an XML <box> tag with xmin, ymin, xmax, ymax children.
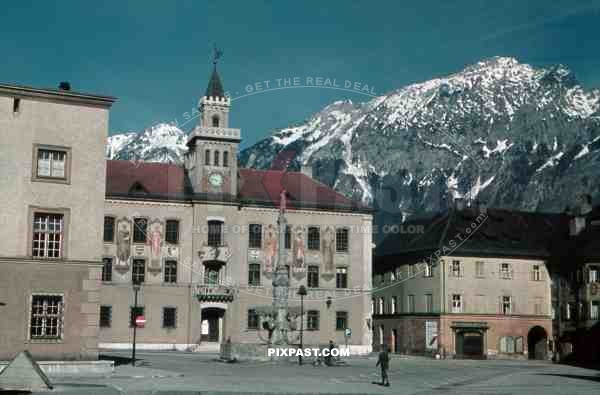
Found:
<box><xmin>0</xmin><ymin>360</ymin><xmax>113</xmax><ymax>378</ymax></box>
<box><xmin>222</xmin><ymin>343</ymin><xmax>371</xmax><ymax>362</ymax></box>
<box><xmin>99</xmin><ymin>342</ymin><xmax>196</xmax><ymax>351</ymax></box>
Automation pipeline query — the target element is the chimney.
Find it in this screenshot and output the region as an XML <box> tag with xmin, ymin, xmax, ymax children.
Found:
<box><xmin>301</xmin><ymin>164</ymin><xmax>313</xmax><ymax>179</ymax></box>
<box><xmin>569</xmin><ymin>217</ymin><xmax>586</xmax><ymax>236</ymax></box>
<box><xmin>476</xmin><ymin>200</ymin><xmax>487</xmax><ymax>215</ymax></box>
<box><xmin>454</xmin><ymin>198</ymin><xmax>465</xmax><ymax>211</ymax></box>
<box><xmin>58</xmin><ymin>81</ymin><xmax>71</xmax><ymax>91</ymax></box>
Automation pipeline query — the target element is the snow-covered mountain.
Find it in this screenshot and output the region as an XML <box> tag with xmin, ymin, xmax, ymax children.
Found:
<box><xmin>107</xmin><ymin>57</ymin><xmax>600</xmax><ymax>222</ymax></box>
<box><xmin>106</xmin><ymin>123</ymin><xmax>187</xmax><ymax>164</ymax></box>
<box><xmin>240</xmin><ymin>57</ymin><xmax>600</xmax><ymax>218</ymax></box>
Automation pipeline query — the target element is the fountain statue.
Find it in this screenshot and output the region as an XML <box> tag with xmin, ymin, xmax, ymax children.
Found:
<box><xmin>255</xmin><ymin>189</ymin><xmax>300</xmax><ymax>345</ymax></box>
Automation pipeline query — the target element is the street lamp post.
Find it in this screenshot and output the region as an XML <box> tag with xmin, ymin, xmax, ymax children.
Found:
<box><xmin>298</xmin><ymin>285</ymin><xmax>307</xmax><ymax>365</ymax></box>
<box><xmin>132</xmin><ymin>281</ymin><xmax>141</xmax><ymax>366</ymax></box>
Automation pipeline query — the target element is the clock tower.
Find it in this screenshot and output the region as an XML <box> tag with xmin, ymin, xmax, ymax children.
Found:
<box><xmin>185</xmin><ymin>58</ymin><xmax>240</xmax><ymax>196</ymax></box>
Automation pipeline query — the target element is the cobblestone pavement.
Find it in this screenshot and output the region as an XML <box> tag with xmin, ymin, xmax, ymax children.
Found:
<box><xmin>44</xmin><ymin>351</ymin><xmax>600</xmax><ymax>394</ymax></box>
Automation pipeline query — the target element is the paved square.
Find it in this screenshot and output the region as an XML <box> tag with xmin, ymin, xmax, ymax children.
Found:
<box><xmin>43</xmin><ymin>351</ymin><xmax>600</xmax><ymax>394</ymax></box>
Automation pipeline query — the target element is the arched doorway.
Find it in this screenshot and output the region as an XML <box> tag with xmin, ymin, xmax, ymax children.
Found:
<box><xmin>392</xmin><ymin>329</ymin><xmax>400</xmax><ymax>353</ymax></box>
<box><xmin>527</xmin><ymin>326</ymin><xmax>548</xmax><ymax>360</ymax></box>
<box><xmin>201</xmin><ymin>307</ymin><xmax>225</xmax><ymax>343</ymax></box>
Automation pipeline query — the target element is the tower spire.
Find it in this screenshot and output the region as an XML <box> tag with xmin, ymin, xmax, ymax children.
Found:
<box><xmin>205</xmin><ymin>45</ymin><xmax>225</xmax><ymax>99</ymax></box>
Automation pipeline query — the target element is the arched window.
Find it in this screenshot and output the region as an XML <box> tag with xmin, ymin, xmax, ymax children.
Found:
<box><xmin>205</xmin><ymin>149</ymin><xmax>210</xmax><ymax>166</ymax></box>
<box><xmin>214</xmin><ymin>151</ymin><xmax>220</xmax><ymax>166</ymax></box>
<box><xmin>212</xmin><ymin>115</ymin><xmax>219</xmax><ymax>127</ymax></box>
<box><xmin>223</xmin><ymin>151</ymin><xmax>229</xmax><ymax>167</ymax></box>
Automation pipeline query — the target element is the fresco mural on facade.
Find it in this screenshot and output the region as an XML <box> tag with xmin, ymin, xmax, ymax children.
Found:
<box><xmin>321</xmin><ymin>225</ymin><xmax>335</xmax><ymax>280</ymax></box>
<box><xmin>115</xmin><ymin>218</ymin><xmax>132</xmax><ymax>274</ymax></box>
<box><xmin>292</xmin><ymin>226</ymin><xmax>306</xmax><ymax>279</ymax></box>
<box><xmin>263</xmin><ymin>224</ymin><xmax>277</xmax><ymax>275</ymax></box>
<box><xmin>147</xmin><ymin>219</ymin><xmax>163</xmax><ymax>274</ymax></box>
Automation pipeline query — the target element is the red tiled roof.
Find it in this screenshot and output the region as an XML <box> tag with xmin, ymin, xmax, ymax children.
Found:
<box><xmin>106</xmin><ymin>160</ymin><xmax>186</xmax><ymax>196</ymax></box>
<box><xmin>105</xmin><ymin>160</ymin><xmax>366</xmax><ymax>211</ymax></box>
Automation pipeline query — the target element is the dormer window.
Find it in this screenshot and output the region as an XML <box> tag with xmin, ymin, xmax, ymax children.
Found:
<box><xmin>205</xmin><ymin>149</ymin><xmax>211</xmax><ymax>165</ymax></box>
<box><xmin>129</xmin><ymin>182</ymin><xmax>148</xmax><ymax>195</ymax></box>
<box><xmin>214</xmin><ymin>151</ymin><xmax>220</xmax><ymax>166</ymax></box>
<box><xmin>212</xmin><ymin>115</ymin><xmax>220</xmax><ymax>127</ymax></box>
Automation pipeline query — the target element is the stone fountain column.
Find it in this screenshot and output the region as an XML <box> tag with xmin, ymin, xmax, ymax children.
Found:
<box><xmin>271</xmin><ymin>200</ymin><xmax>290</xmax><ymax>345</ymax></box>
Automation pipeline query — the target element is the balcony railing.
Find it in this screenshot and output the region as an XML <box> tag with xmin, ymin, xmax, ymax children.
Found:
<box><xmin>194</xmin><ymin>284</ymin><xmax>235</xmax><ymax>302</ymax></box>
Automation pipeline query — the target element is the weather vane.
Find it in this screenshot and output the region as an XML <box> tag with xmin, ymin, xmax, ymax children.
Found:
<box><xmin>212</xmin><ymin>44</ymin><xmax>223</xmax><ymax>66</ymax></box>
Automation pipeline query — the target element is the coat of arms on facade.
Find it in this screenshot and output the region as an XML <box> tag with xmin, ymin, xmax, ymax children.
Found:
<box><xmin>147</xmin><ymin>219</ymin><xmax>163</xmax><ymax>274</ymax></box>
<box><xmin>115</xmin><ymin>217</ymin><xmax>132</xmax><ymax>275</ymax></box>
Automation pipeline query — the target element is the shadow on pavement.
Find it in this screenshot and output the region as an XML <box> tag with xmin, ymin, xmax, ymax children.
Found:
<box><xmin>537</xmin><ymin>373</ymin><xmax>600</xmax><ymax>383</ymax></box>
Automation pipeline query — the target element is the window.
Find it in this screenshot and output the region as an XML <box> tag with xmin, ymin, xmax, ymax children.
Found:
<box><xmin>248</xmin><ymin>224</ymin><xmax>262</xmax><ymax>249</ymax></box>
<box><xmin>13</xmin><ymin>97</ymin><xmax>20</xmax><ymax>113</ymax></box>
<box><xmin>205</xmin><ymin>149</ymin><xmax>211</xmax><ymax>165</ymax></box>
<box><xmin>407</xmin><ymin>294</ymin><xmax>415</xmax><ymax>313</ymax></box>
<box><xmin>207</xmin><ymin>220</ymin><xmax>223</xmax><ymax>247</ymax></box>
<box><xmin>307</xmin><ymin>227</ymin><xmax>320</xmax><ymax>250</ymax></box>
<box><xmin>214</xmin><ymin>151</ymin><xmax>220</xmax><ymax>166</ymax></box>
<box><xmin>223</xmin><ymin>151</ymin><xmax>229</xmax><ymax>167</ymax></box>
<box><xmin>451</xmin><ymin>260</ymin><xmax>462</xmax><ymax>277</ymax></box>
<box><xmin>129</xmin><ymin>306</ymin><xmax>145</xmax><ymax>327</ymax></box>
<box><xmin>163</xmin><ymin>307</ymin><xmax>177</xmax><ymax>328</ymax></box>
<box><xmin>308</xmin><ymin>266</ymin><xmax>319</xmax><ymax>288</ymax></box>
<box><xmin>425</xmin><ymin>294</ymin><xmax>433</xmax><ymax>313</ymax></box>
<box><xmin>500</xmin><ymin>263</ymin><xmax>512</xmax><ymax>279</ymax></box>
<box><xmin>452</xmin><ymin>294</ymin><xmax>462</xmax><ymax>313</ymax></box>
<box><xmin>591</xmin><ymin>301</ymin><xmax>599</xmax><ymax>320</ymax></box>
<box><xmin>132</xmin><ymin>259</ymin><xmax>145</xmax><ymax>284</ymax></box>
<box><xmin>212</xmin><ymin>115</ymin><xmax>219</xmax><ymax>127</ymax></box>
<box><xmin>165</xmin><ymin>220</ymin><xmax>179</xmax><ymax>244</ymax></box>
<box><xmin>534</xmin><ymin>298</ymin><xmax>543</xmax><ymax>315</ymax></box>
<box><xmin>500</xmin><ymin>336</ymin><xmax>523</xmax><ymax>354</ymax></box>
<box><xmin>102</xmin><ymin>257</ymin><xmax>113</xmax><ymax>282</ymax></box>
<box><xmin>335</xmin><ymin>311</ymin><xmax>348</xmax><ymax>330</ymax></box>
<box><xmin>336</xmin><ymin>228</ymin><xmax>349</xmax><ymax>252</ymax></box>
<box><xmin>30</xmin><ymin>295</ymin><xmax>63</xmax><ymax>339</ymax></box>
<box><xmin>103</xmin><ymin>217</ymin><xmax>115</xmax><ymax>242</ymax></box>
<box><xmin>307</xmin><ymin>310</ymin><xmax>319</xmax><ymax>330</ymax></box>
<box><xmin>32</xmin><ymin>213</ymin><xmax>64</xmax><ymax>258</ymax></box>
<box><xmin>566</xmin><ymin>302</ymin><xmax>573</xmax><ymax>321</ymax></box>
<box><xmin>99</xmin><ymin>306</ymin><xmax>112</xmax><ymax>328</ymax></box>
<box><xmin>248</xmin><ymin>263</ymin><xmax>261</xmax><ymax>286</ymax></box>
<box><xmin>589</xmin><ymin>266</ymin><xmax>599</xmax><ymax>283</ymax></box>
<box><xmin>501</xmin><ymin>296</ymin><xmax>512</xmax><ymax>315</ymax></box>
<box><xmin>36</xmin><ymin>148</ymin><xmax>67</xmax><ymax>179</ymax></box>
<box><xmin>164</xmin><ymin>260</ymin><xmax>177</xmax><ymax>283</ymax></box>
<box><xmin>390</xmin><ymin>296</ymin><xmax>397</xmax><ymax>314</ymax></box>
<box><xmin>205</xmin><ymin>267</ymin><xmax>219</xmax><ymax>286</ymax></box>
<box><xmin>133</xmin><ymin>218</ymin><xmax>147</xmax><ymax>243</ymax></box>
<box><xmin>336</xmin><ymin>267</ymin><xmax>348</xmax><ymax>288</ymax></box>
<box><xmin>424</xmin><ymin>263</ymin><xmax>433</xmax><ymax>278</ymax></box>
<box><xmin>475</xmin><ymin>261</ymin><xmax>484</xmax><ymax>278</ymax></box>
<box><xmin>247</xmin><ymin>309</ymin><xmax>259</xmax><ymax>329</ymax></box>
<box><xmin>284</xmin><ymin>225</ymin><xmax>291</xmax><ymax>249</ymax></box>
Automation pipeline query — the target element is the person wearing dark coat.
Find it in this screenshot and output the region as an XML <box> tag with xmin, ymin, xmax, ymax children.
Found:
<box><xmin>376</xmin><ymin>345</ymin><xmax>390</xmax><ymax>386</ymax></box>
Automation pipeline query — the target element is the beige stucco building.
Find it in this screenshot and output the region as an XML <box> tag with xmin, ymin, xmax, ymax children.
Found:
<box><xmin>373</xmin><ymin>204</ymin><xmax>558</xmax><ymax>360</ymax></box>
<box><xmin>97</xmin><ymin>66</ymin><xmax>374</xmax><ymax>355</ymax></box>
<box><xmin>0</xmin><ymin>83</ymin><xmax>115</xmax><ymax>360</ymax></box>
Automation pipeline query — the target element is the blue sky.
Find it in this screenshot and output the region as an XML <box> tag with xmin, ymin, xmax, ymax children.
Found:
<box><xmin>2</xmin><ymin>1</ymin><xmax>599</xmax><ymax>148</ymax></box>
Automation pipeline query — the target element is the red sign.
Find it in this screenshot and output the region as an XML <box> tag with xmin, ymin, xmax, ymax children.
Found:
<box><xmin>135</xmin><ymin>315</ymin><xmax>146</xmax><ymax>328</ymax></box>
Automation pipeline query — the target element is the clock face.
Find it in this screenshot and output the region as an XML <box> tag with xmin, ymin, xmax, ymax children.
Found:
<box><xmin>209</xmin><ymin>173</ymin><xmax>223</xmax><ymax>187</ymax></box>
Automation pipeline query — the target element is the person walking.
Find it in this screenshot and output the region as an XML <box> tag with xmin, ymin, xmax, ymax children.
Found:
<box><xmin>325</xmin><ymin>340</ymin><xmax>335</xmax><ymax>366</ymax></box>
<box><xmin>376</xmin><ymin>345</ymin><xmax>390</xmax><ymax>386</ymax></box>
